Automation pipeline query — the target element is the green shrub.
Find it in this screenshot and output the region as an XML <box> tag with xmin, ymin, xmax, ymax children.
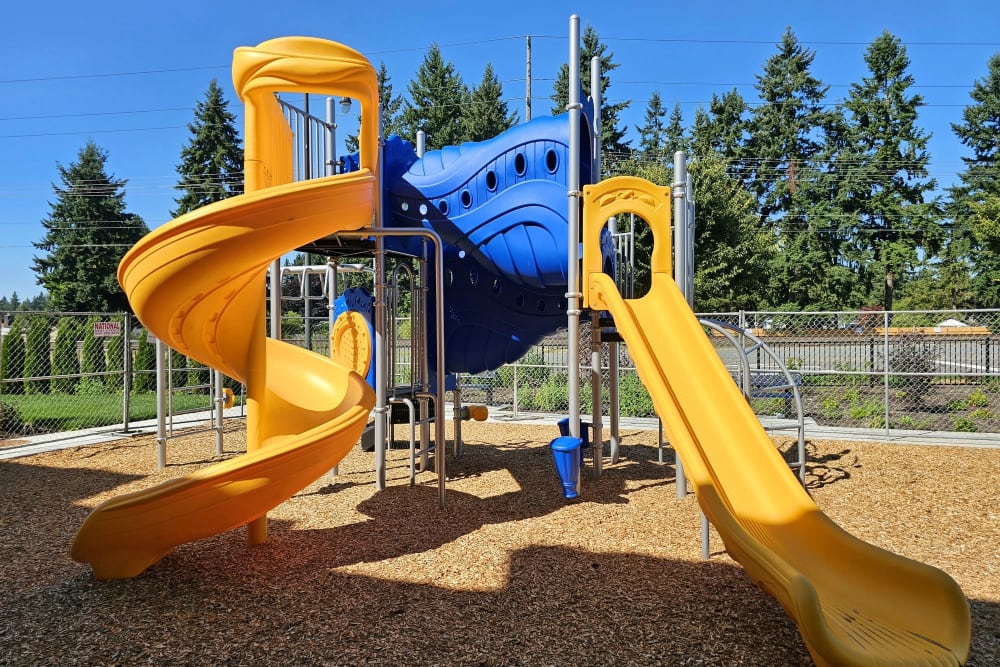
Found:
<box><xmin>133</xmin><ymin>331</ymin><xmax>156</xmax><ymax>393</ymax></box>
<box><xmin>953</xmin><ymin>416</ymin><xmax>977</xmax><ymax>432</ymax></box>
<box><xmin>105</xmin><ymin>317</ymin><xmax>126</xmax><ymax>391</ymax></box>
<box><xmin>1</xmin><ymin>318</ymin><xmax>26</xmax><ymax>394</ymax></box>
<box><xmin>80</xmin><ymin>316</ymin><xmax>106</xmax><ymax>385</ymax></box>
<box><xmin>0</xmin><ymin>399</ymin><xmax>30</xmax><ymax>437</ymax></box>
<box><xmin>964</xmin><ymin>389</ymin><xmax>990</xmax><ymax>409</ymax></box>
<box><xmin>169</xmin><ymin>348</ymin><xmax>186</xmax><ymax>389</ymax></box>
<box><xmin>533</xmin><ymin>372</ymin><xmax>570</xmax><ymax>412</ymax></box>
<box><xmin>618</xmin><ymin>371</ymin><xmax>654</xmax><ymax>417</ymax></box>
<box><xmin>51</xmin><ymin>317</ymin><xmax>81</xmax><ymax>394</ymax></box>
<box><xmin>23</xmin><ymin>316</ymin><xmax>51</xmax><ymax>395</ymax></box>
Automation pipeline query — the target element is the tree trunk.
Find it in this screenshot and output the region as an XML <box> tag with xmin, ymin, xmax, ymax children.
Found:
<box><xmin>884</xmin><ymin>269</ymin><xmax>895</xmax><ymax>313</ymax></box>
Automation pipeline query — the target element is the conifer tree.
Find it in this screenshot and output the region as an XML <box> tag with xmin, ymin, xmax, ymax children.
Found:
<box><xmin>690</xmin><ymin>90</ymin><xmax>749</xmax><ymax>182</ymax></box>
<box><xmin>173</xmin><ymin>79</ymin><xmax>243</xmax><ymax>216</ymax></box>
<box><xmin>637</xmin><ymin>91</ymin><xmax>668</xmax><ymax>156</ymax></box>
<box><xmin>462</xmin><ymin>63</ymin><xmax>517</xmax><ymax>142</ymax></box>
<box><xmin>401</xmin><ymin>44</ymin><xmax>467</xmax><ymax>150</ymax></box>
<box><xmin>950</xmin><ymin>52</ymin><xmax>1000</xmax><ymax>305</ymax></box>
<box><xmin>840</xmin><ymin>31</ymin><xmax>940</xmax><ymax>311</ymax></box>
<box><xmin>663</xmin><ymin>103</ymin><xmax>689</xmax><ymax>159</ymax></box>
<box><xmin>346</xmin><ymin>62</ymin><xmax>406</xmax><ymax>152</ymax></box>
<box><xmin>550</xmin><ymin>25</ymin><xmax>630</xmax><ymax>155</ymax></box>
<box><xmin>746</xmin><ymin>27</ymin><xmax>836</xmax><ymax>223</ymax></box>
<box><xmin>32</xmin><ymin>142</ymin><xmax>148</xmax><ymax>313</ymax></box>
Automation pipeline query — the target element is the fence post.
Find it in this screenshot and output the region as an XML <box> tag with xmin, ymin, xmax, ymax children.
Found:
<box><xmin>121</xmin><ymin>313</ymin><xmax>132</xmax><ymax>433</ymax></box>
<box><xmin>986</xmin><ymin>337</ymin><xmax>991</xmax><ymax>376</ymax></box>
<box><xmin>883</xmin><ymin>311</ymin><xmax>891</xmax><ymax>434</ymax></box>
<box><xmin>155</xmin><ymin>337</ymin><xmax>167</xmax><ymax>470</ymax></box>
<box><xmin>869</xmin><ymin>337</ymin><xmax>876</xmax><ymax>387</ymax></box>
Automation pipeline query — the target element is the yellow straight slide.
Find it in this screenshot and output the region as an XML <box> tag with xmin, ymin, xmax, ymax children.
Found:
<box><xmin>72</xmin><ymin>38</ymin><xmax>378</xmax><ymax>579</ymax></box>
<box><xmin>583</xmin><ymin>177</ymin><xmax>971</xmax><ymax>666</ymax></box>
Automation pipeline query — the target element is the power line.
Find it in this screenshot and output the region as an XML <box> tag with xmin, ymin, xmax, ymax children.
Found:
<box><xmin>0</xmin><ymin>65</ymin><xmax>229</xmax><ymax>85</ymax></box>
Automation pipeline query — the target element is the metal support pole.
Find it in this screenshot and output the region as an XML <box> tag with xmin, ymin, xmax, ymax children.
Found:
<box><xmin>303</xmin><ymin>94</ymin><xmax>311</xmax><ymax>180</ymax></box>
<box><xmin>304</xmin><ymin>266</ymin><xmax>313</xmax><ymax>350</ymax></box>
<box><xmin>672</xmin><ymin>151</ymin><xmax>689</xmax><ymax>498</ymax></box>
<box><xmin>214</xmin><ymin>369</ymin><xmax>224</xmax><ymax>456</ymax></box>
<box><xmin>155</xmin><ymin>337</ymin><xmax>167</xmax><ymax>470</ymax></box>
<box><xmin>416</xmin><ymin>130</ymin><xmax>425</xmax><ymax>158</ymax></box>
<box><xmin>566</xmin><ymin>15</ymin><xmax>582</xmax><ymax>447</ymax></box>
<box><xmin>325</xmin><ymin>97</ymin><xmax>337</xmax><ymax>176</ymax></box>
<box><xmin>269</xmin><ymin>260</ymin><xmax>282</xmax><ymax>340</ymax></box>
<box><xmin>120</xmin><ymin>313</ymin><xmax>132</xmax><ymax>434</ymax></box>
<box><xmin>335</xmin><ymin>228</ymin><xmax>447</xmax><ymax>508</ymax></box>
<box><xmin>418</xmin><ymin>248</ymin><xmax>431</xmax><ymax>473</ymax></box>
<box><xmin>590</xmin><ymin>311</ymin><xmax>602</xmax><ymax>473</ymax></box>
<box><xmin>373</xmin><ymin>128</ymin><xmax>389</xmax><ymax>492</ymax></box>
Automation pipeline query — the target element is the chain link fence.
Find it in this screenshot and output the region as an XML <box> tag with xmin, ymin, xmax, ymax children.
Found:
<box><xmin>0</xmin><ymin>311</ymin><xmax>224</xmax><ymax>444</ymax></box>
<box><xmin>458</xmin><ymin>309</ymin><xmax>1000</xmax><ymax>436</ymax></box>
<box><xmin>6</xmin><ymin>308</ymin><xmax>1000</xmax><ymax>443</ymax></box>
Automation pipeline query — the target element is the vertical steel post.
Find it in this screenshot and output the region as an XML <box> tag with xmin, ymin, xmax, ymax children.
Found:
<box><xmin>121</xmin><ymin>313</ymin><xmax>132</xmax><ymax>434</ymax></box>
<box><xmin>566</xmin><ymin>15</ymin><xmax>582</xmax><ymax>445</ymax></box>
<box><xmin>155</xmin><ymin>337</ymin><xmax>167</xmax><ymax>470</ymax></box>
<box><xmin>329</xmin><ymin>259</ymin><xmax>340</xmax><ymax>478</ymax></box>
<box><xmin>589</xmin><ymin>54</ymin><xmax>603</xmax><ymax>478</ymax></box>
<box><xmin>326</xmin><ymin>96</ymin><xmax>337</xmax><ymax>176</ymax></box>
<box><xmin>374</xmin><ymin>108</ymin><xmax>389</xmax><ymax>491</ymax></box>
<box><xmin>672</xmin><ymin>151</ymin><xmax>689</xmax><ymax>498</ymax></box>
<box><xmin>214</xmin><ymin>369</ymin><xmax>224</xmax><ymax>456</ymax></box>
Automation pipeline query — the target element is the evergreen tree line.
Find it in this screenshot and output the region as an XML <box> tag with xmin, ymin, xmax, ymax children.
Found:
<box><xmin>621</xmin><ymin>28</ymin><xmax>1000</xmax><ymax>313</ymax></box>
<box><xmin>12</xmin><ymin>28</ymin><xmax>1000</xmax><ymax>318</ymax></box>
<box><xmin>357</xmin><ymin>27</ymin><xmax>1000</xmax><ymax>313</ymax></box>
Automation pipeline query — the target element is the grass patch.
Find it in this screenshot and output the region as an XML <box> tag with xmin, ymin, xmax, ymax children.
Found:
<box><xmin>1</xmin><ymin>392</ymin><xmax>221</xmax><ymax>435</ymax></box>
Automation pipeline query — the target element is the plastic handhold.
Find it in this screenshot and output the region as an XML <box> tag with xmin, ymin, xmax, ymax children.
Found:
<box><xmin>549</xmin><ymin>436</ymin><xmax>582</xmax><ymax>499</ymax></box>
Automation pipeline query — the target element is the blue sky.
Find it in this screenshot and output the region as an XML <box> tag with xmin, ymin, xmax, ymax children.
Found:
<box><xmin>2</xmin><ymin>0</ymin><xmax>999</xmax><ymax>303</ymax></box>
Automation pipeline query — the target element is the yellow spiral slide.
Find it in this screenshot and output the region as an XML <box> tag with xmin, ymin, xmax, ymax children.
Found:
<box><xmin>72</xmin><ymin>38</ymin><xmax>377</xmax><ymax>579</ymax></box>
<box><xmin>582</xmin><ymin>177</ymin><xmax>971</xmax><ymax>666</ymax></box>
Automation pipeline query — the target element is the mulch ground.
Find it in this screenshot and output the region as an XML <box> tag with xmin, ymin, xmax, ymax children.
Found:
<box><xmin>1</xmin><ymin>420</ymin><xmax>997</xmax><ymax>666</ymax></box>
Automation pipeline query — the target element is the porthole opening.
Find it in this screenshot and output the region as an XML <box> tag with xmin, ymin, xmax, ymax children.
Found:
<box><xmin>537</xmin><ymin>299</ymin><xmax>546</xmax><ymax>312</ymax></box>
<box><xmin>461</xmin><ymin>190</ymin><xmax>472</xmax><ymax>208</ymax></box>
<box><xmin>514</xmin><ymin>294</ymin><xmax>525</xmax><ymax>307</ymax></box>
<box><xmin>514</xmin><ymin>152</ymin><xmax>526</xmax><ymax>176</ymax></box>
<box><xmin>438</xmin><ymin>199</ymin><xmax>449</xmax><ymax>215</ymax></box>
<box><xmin>486</xmin><ymin>169</ymin><xmax>498</xmax><ymax>191</ymax></box>
<box><xmin>545</xmin><ymin>149</ymin><xmax>558</xmax><ymax>173</ymax></box>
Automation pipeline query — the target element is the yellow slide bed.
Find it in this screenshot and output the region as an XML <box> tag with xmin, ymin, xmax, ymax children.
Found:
<box><xmin>72</xmin><ymin>38</ymin><xmax>378</xmax><ymax>579</ymax></box>
<box><xmin>583</xmin><ymin>176</ymin><xmax>971</xmax><ymax>666</ymax></box>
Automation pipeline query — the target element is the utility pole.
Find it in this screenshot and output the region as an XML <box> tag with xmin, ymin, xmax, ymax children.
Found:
<box><xmin>526</xmin><ymin>35</ymin><xmax>532</xmax><ymax>122</ymax></box>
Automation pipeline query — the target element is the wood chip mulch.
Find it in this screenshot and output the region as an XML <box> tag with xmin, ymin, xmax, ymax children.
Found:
<box><xmin>1</xmin><ymin>421</ymin><xmax>997</xmax><ymax>666</ymax></box>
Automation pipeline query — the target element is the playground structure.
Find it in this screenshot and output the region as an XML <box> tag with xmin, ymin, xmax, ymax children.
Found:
<box><xmin>70</xmin><ymin>18</ymin><xmax>971</xmax><ymax>666</ymax></box>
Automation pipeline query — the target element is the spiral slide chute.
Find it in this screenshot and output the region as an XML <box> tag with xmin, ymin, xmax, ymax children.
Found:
<box><xmin>582</xmin><ymin>177</ymin><xmax>971</xmax><ymax>666</ymax></box>
<box><xmin>72</xmin><ymin>38</ymin><xmax>378</xmax><ymax>579</ymax></box>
